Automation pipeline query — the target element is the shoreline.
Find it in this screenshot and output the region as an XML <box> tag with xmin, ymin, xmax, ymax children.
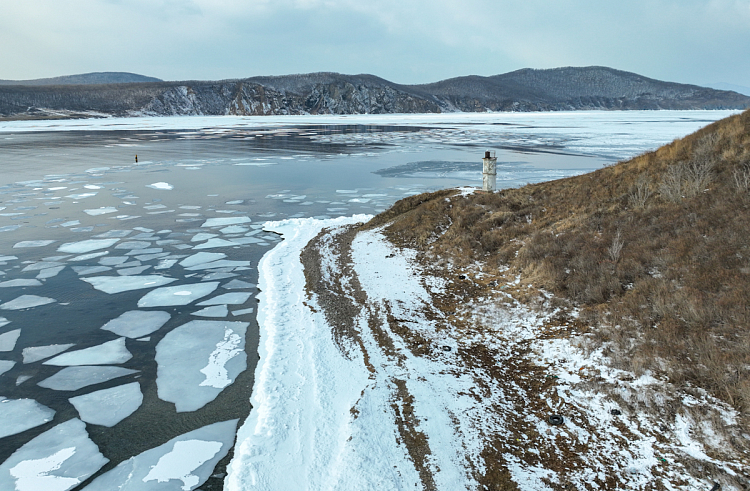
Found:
<box><xmin>224</xmin><ymin>210</ymin><xmax>747</xmax><ymax>490</ymax></box>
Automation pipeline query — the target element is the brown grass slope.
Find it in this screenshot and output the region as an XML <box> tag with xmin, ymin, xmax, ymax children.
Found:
<box><xmin>370</xmin><ymin>109</ymin><xmax>750</xmax><ymax>414</ymax></box>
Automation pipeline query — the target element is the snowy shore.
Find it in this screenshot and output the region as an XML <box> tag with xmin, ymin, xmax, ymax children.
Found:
<box><xmin>225</xmin><ymin>215</ymin><xmax>748</xmax><ymax>490</ymax></box>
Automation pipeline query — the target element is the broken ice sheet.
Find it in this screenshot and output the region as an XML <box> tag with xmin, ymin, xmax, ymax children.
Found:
<box><xmin>0</xmin><ymin>279</ymin><xmax>42</xmax><ymax>287</ymax></box>
<box><xmin>43</xmin><ymin>338</ymin><xmax>132</xmax><ymax>366</ymax></box>
<box><xmin>196</xmin><ymin>292</ymin><xmax>252</xmax><ymax>306</ymax></box>
<box><xmin>0</xmin><ymin>418</ymin><xmax>107</xmax><ymax>491</ymax></box>
<box><xmin>0</xmin><ymin>397</ymin><xmax>55</xmax><ymax>438</ymax></box>
<box><xmin>146</xmin><ymin>182</ymin><xmax>174</xmax><ymax>190</ymax></box>
<box><xmin>0</xmin><ymin>360</ymin><xmax>15</xmax><ymax>376</ymax></box>
<box><xmin>0</xmin><ymin>329</ymin><xmax>21</xmax><ymax>351</ymax></box>
<box><xmin>23</xmin><ymin>344</ymin><xmax>75</xmax><ymax>363</ymax></box>
<box><xmin>101</xmin><ymin>310</ymin><xmax>170</xmax><ymax>338</ymax></box>
<box><xmin>155</xmin><ymin>320</ymin><xmax>248</xmax><ymax>411</ymax></box>
<box><xmin>82</xmin><ymin>275</ymin><xmax>177</xmax><ymax>294</ymax></box>
<box><xmin>13</xmin><ymin>240</ymin><xmax>56</xmax><ymax>248</ymax></box>
<box><xmin>201</xmin><ymin>216</ymin><xmax>251</xmax><ymax>228</ymax></box>
<box><xmin>69</xmin><ymin>382</ymin><xmax>142</xmax><ymax>427</ymax></box>
<box><xmin>36</xmin><ymin>266</ymin><xmax>65</xmax><ymax>279</ymax></box>
<box><xmin>38</xmin><ymin>366</ymin><xmax>138</xmax><ymax>391</ymax></box>
<box><xmin>191</xmin><ymin>305</ymin><xmax>229</xmax><ymax>317</ymax></box>
<box><xmin>82</xmin><ymin>419</ymin><xmax>238</xmax><ymax>491</ymax></box>
<box><xmin>222</xmin><ymin>279</ymin><xmax>255</xmax><ymax>290</ymax></box>
<box><xmin>1</xmin><ymin>295</ymin><xmax>56</xmax><ymax>310</ymax></box>
<box><xmin>138</xmin><ymin>282</ymin><xmax>219</xmax><ymax>308</ymax></box>
<box><xmin>193</xmin><ymin>238</ymin><xmax>238</xmax><ymax>249</ymax></box>
<box><xmin>57</xmin><ymin>238</ymin><xmax>119</xmax><ymax>254</ymax></box>
<box><xmin>84</xmin><ymin>207</ymin><xmax>118</xmax><ymax>216</ymax></box>
<box><xmin>179</xmin><ymin>252</ymin><xmax>226</xmax><ymax>268</ymax></box>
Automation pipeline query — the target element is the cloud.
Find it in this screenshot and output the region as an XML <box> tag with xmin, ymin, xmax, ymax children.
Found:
<box><xmin>0</xmin><ymin>0</ymin><xmax>748</xmax><ymax>86</ymax></box>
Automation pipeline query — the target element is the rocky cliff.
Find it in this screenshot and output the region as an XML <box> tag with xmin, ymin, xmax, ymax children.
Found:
<box><xmin>1</xmin><ymin>67</ymin><xmax>748</xmax><ymax>119</ymax></box>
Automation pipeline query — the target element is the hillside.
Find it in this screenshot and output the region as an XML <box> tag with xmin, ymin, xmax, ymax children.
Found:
<box><xmin>0</xmin><ymin>67</ymin><xmax>748</xmax><ymax>119</ymax></box>
<box><xmin>362</xmin><ymin>109</ymin><xmax>750</xmax><ymax>487</ymax></box>
<box><xmin>0</xmin><ymin>72</ymin><xmax>162</xmax><ymax>86</ymax></box>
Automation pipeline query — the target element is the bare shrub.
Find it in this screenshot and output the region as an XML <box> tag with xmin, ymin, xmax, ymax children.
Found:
<box><xmin>628</xmin><ymin>175</ymin><xmax>651</xmax><ymax>208</ymax></box>
<box><xmin>733</xmin><ymin>163</ymin><xmax>750</xmax><ymax>193</ymax></box>
<box><xmin>608</xmin><ymin>229</ymin><xmax>624</xmax><ymax>263</ymax></box>
<box><xmin>659</xmin><ymin>163</ymin><xmax>684</xmax><ymax>202</ymax></box>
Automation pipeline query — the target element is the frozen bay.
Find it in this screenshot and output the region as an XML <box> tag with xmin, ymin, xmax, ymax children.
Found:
<box><xmin>0</xmin><ymin>110</ymin><xmax>738</xmax><ymax>490</ymax></box>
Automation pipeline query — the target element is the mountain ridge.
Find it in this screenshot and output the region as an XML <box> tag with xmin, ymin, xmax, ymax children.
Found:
<box><xmin>1</xmin><ymin>66</ymin><xmax>748</xmax><ymax>119</ymax></box>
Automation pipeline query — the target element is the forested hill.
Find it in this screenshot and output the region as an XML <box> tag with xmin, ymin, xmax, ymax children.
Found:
<box><xmin>0</xmin><ymin>72</ymin><xmax>162</xmax><ymax>86</ymax></box>
<box><xmin>1</xmin><ymin>66</ymin><xmax>748</xmax><ymax>119</ymax></box>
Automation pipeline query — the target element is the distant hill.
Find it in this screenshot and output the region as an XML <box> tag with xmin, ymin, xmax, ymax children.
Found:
<box><xmin>0</xmin><ymin>72</ymin><xmax>162</xmax><ymax>86</ymax></box>
<box><xmin>1</xmin><ymin>67</ymin><xmax>748</xmax><ymax>119</ymax></box>
<box><xmin>704</xmin><ymin>82</ymin><xmax>750</xmax><ymax>97</ymax></box>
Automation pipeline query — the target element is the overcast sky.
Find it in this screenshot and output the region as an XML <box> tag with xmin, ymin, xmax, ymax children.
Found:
<box><xmin>1</xmin><ymin>0</ymin><xmax>749</xmax><ymax>87</ymax></box>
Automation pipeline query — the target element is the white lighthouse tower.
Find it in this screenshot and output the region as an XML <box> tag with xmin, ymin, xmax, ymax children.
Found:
<box><xmin>482</xmin><ymin>150</ymin><xmax>497</xmax><ymax>192</ymax></box>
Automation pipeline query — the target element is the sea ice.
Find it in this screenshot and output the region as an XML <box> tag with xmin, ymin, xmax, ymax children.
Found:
<box><xmin>118</xmin><ymin>265</ymin><xmax>151</xmax><ymax>276</ymax></box>
<box><xmin>69</xmin><ymin>382</ymin><xmax>142</xmax><ymax>427</ymax></box>
<box><xmin>68</xmin><ymin>251</ymin><xmax>109</xmax><ymax>261</ymax></box>
<box><xmin>184</xmin><ymin>259</ymin><xmax>251</xmax><ymax>271</ymax></box>
<box><xmin>16</xmin><ymin>375</ymin><xmax>32</xmax><ymax>385</ymax></box>
<box><xmin>0</xmin><ymin>397</ymin><xmax>55</xmax><ymax>438</ymax></box>
<box><xmin>38</xmin><ymin>366</ymin><xmax>138</xmax><ymax>391</ymax></box>
<box><xmin>219</xmin><ymin>225</ymin><xmax>248</xmax><ymax>234</ymax></box>
<box><xmin>22</xmin><ymin>261</ymin><xmax>65</xmax><ymax>272</ymax></box>
<box><xmin>1</xmin><ymin>295</ymin><xmax>56</xmax><ymax>310</ymax></box>
<box><xmin>137</xmin><ymin>282</ymin><xmax>219</xmax><ymax>308</ymax></box>
<box><xmin>43</xmin><ymin>338</ymin><xmax>132</xmax><ymax>366</ymax></box>
<box><xmin>191</xmin><ymin>305</ymin><xmax>228</xmax><ymax>317</ymax></box>
<box><xmin>81</xmin><ymin>419</ymin><xmax>238</xmax><ymax>491</ymax></box>
<box><xmin>193</xmin><ymin>238</ymin><xmax>238</xmax><ymax>249</ymax></box>
<box><xmin>155</xmin><ymin>259</ymin><xmax>178</xmax><ymax>270</ymax></box>
<box><xmin>57</xmin><ymin>239</ymin><xmax>119</xmax><ymax>254</ymax></box>
<box><xmin>222</xmin><ymin>279</ymin><xmax>255</xmax><ymax>290</ymax></box>
<box><xmin>0</xmin><ymin>317</ymin><xmax>10</xmax><ymax>328</ymax></box>
<box><xmin>0</xmin><ymin>328</ymin><xmax>21</xmax><ymax>351</ymax></box>
<box><xmin>93</xmin><ymin>229</ymin><xmax>131</xmax><ymax>238</ymax></box>
<box><xmin>101</xmin><ymin>310</ymin><xmax>170</xmax><ymax>338</ymax></box>
<box><xmin>0</xmin><ymin>360</ymin><xmax>15</xmax><ymax>376</ymax></box>
<box><xmin>82</xmin><ymin>275</ymin><xmax>177</xmax><ymax>294</ymax></box>
<box><xmin>13</xmin><ymin>240</ymin><xmax>56</xmax><ymax>248</ymax></box>
<box><xmin>84</xmin><ymin>207</ymin><xmax>118</xmax><ymax>216</ymax></box>
<box><xmin>179</xmin><ymin>252</ymin><xmax>226</xmax><ymax>268</ymax></box>
<box><xmin>146</xmin><ymin>182</ymin><xmax>174</xmax><ymax>190</ymax></box>
<box><xmin>231</xmin><ymin>307</ymin><xmax>254</xmax><ymax>316</ymax></box>
<box><xmin>155</xmin><ymin>320</ymin><xmax>248</xmax><ymax>411</ymax></box>
<box><xmin>196</xmin><ymin>292</ymin><xmax>251</xmax><ymax>306</ymax></box>
<box><xmin>0</xmin><ymin>278</ymin><xmax>42</xmax><ymax>287</ymax></box>
<box><xmin>72</xmin><ymin>265</ymin><xmax>112</xmax><ymax>275</ymax></box>
<box><xmin>37</xmin><ymin>266</ymin><xmax>65</xmax><ymax>279</ymax></box>
<box><xmin>190</xmin><ymin>233</ymin><xmax>217</xmax><ymax>242</ymax></box>
<box><xmin>23</xmin><ymin>344</ymin><xmax>75</xmax><ymax>363</ymax></box>
<box><xmin>0</xmin><ymin>418</ymin><xmax>107</xmax><ymax>491</ymax></box>
<box><xmin>99</xmin><ymin>256</ymin><xmax>128</xmax><ymax>266</ymax></box>
<box><xmin>200</xmin><ymin>216</ymin><xmax>251</xmax><ymax>228</ymax></box>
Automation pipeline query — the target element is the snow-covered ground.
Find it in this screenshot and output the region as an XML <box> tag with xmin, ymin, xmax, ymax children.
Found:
<box><xmin>225</xmin><ymin>216</ymin><xmax>749</xmax><ymax>490</ymax></box>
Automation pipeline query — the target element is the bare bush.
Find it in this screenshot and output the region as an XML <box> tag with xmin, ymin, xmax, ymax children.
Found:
<box><xmin>659</xmin><ymin>163</ymin><xmax>684</xmax><ymax>202</ymax></box>
<box><xmin>628</xmin><ymin>174</ymin><xmax>651</xmax><ymax>208</ymax></box>
<box><xmin>733</xmin><ymin>163</ymin><xmax>750</xmax><ymax>193</ymax></box>
<box><xmin>608</xmin><ymin>229</ymin><xmax>624</xmax><ymax>263</ymax></box>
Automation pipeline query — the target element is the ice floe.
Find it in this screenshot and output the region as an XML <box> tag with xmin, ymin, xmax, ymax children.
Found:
<box><xmin>193</xmin><ymin>238</ymin><xmax>238</xmax><ymax>249</ymax></box>
<box><xmin>0</xmin><ymin>328</ymin><xmax>21</xmax><ymax>351</ymax></box>
<box><xmin>1</xmin><ymin>295</ymin><xmax>56</xmax><ymax>310</ymax></box>
<box><xmin>0</xmin><ymin>360</ymin><xmax>15</xmax><ymax>376</ymax></box>
<box><xmin>196</xmin><ymin>292</ymin><xmax>251</xmax><ymax>306</ymax></box>
<box><xmin>137</xmin><ymin>282</ymin><xmax>219</xmax><ymax>308</ymax></box>
<box><xmin>82</xmin><ymin>275</ymin><xmax>177</xmax><ymax>294</ymax></box>
<box><xmin>0</xmin><ymin>418</ymin><xmax>107</xmax><ymax>491</ymax></box>
<box><xmin>191</xmin><ymin>305</ymin><xmax>228</xmax><ymax>317</ymax></box>
<box><xmin>36</xmin><ymin>266</ymin><xmax>65</xmax><ymax>279</ymax></box>
<box><xmin>57</xmin><ymin>238</ymin><xmax>119</xmax><ymax>254</ymax></box>
<box><xmin>179</xmin><ymin>252</ymin><xmax>226</xmax><ymax>268</ymax></box>
<box><xmin>13</xmin><ymin>240</ymin><xmax>56</xmax><ymax>248</ymax></box>
<box><xmin>201</xmin><ymin>217</ymin><xmax>251</xmax><ymax>228</ymax></box>
<box><xmin>38</xmin><ymin>366</ymin><xmax>138</xmax><ymax>391</ymax></box>
<box><xmin>146</xmin><ymin>182</ymin><xmax>174</xmax><ymax>190</ymax></box>
<box><xmin>23</xmin><ymin>344</ymin><xmax>75</xmax><ymax>363</ymax></box>
<box><xmin>0</xmin><ymin>279</ymin><xmax>42</xmax><ymax>287</ymax></box>
<box><xmin>43</xmin><ymin>338</ymin><xmax>132</xmax><ymax>366</ymax></box>
<box><xmin>84</xmin><ymin>207</ymin><xmax>118</xmax><ymax>216</ymax></box>
<box><xmin>101</xmin><ymin>310</ymin><xmax>171</xmax><ymax>338</ymax></box>
<box><xmin>82</xmin><ymin>419</ymin><xmax>238</xmax><ymax>491</ymax></box>
<box><xmin>155</xmin><ymin>320</ymin><xmax>248</xmax><ymax>411</ymax></box>
<box><xmin>72</xmin><ymin>265</ymin><xmax>112</xmax><ymax>275</ymax></box>
<box><xmin>0</xmin><ymin>397</ymin><xmax>55</xmax><ymax>438</ymax></box>
<box><xmin>69</xmin><ymin>382</ymin><xmax>142</xmax><ymax>427</ymax></box>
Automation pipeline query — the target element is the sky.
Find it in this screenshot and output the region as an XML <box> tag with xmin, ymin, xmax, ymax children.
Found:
<box><xmin>1</xmin><ymin>0</ymin><xmax>749</xmax><ymax>88</ymax></box>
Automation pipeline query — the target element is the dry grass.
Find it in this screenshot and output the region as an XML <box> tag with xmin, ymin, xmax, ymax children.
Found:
<box><xmin>371</xmin><ymin>109</ymin><xmax>750</xmax><ymax>415</ymax></box>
